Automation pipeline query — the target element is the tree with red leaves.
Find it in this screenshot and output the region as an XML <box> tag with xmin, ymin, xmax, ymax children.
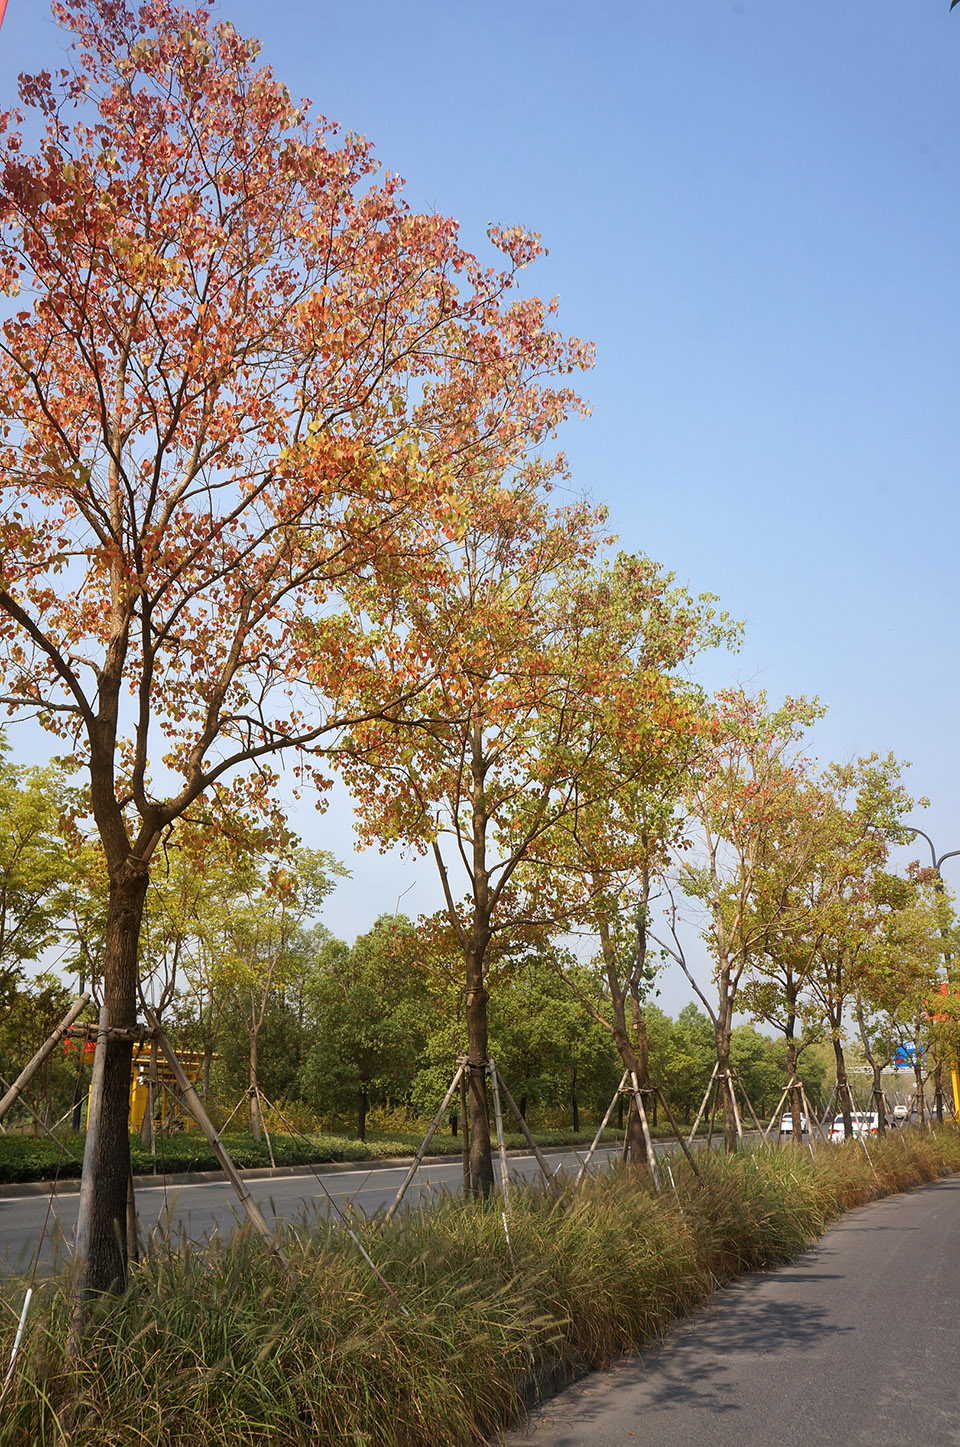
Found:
<box><xmin>0</xmin><ymin>0</ymin><xmax>591</xmax><ymax>1293</ymax></box>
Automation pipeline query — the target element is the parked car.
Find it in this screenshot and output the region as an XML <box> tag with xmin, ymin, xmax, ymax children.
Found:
<box><xmin>829</xmin><ymin>1111</ymin><xmax>879</xmax><ymax>1140</ymax></box>
<box><xmin>778</xmin><ymin>1112</ymin><xmax>808</xmax><ymax>1135</ymax></box>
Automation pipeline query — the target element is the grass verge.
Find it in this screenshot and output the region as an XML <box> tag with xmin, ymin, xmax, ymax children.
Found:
<box><xmin>1</xmin><ymin>1129</ymin><xmax>958</xmax><ymax>1446</ymax></box>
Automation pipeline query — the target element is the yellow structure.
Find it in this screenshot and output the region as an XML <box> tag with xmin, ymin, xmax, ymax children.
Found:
<box><xmin>128</xmin><ymin>1044</ymin><xmax>205</xmax><ymax>1134</ymax></box>
<box><xmin>86</xmin><ymin>1044</ymin><xmax>206</xmax><ymax>1133</ymax></box>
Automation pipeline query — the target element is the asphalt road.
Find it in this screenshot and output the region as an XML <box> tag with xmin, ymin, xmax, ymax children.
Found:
<box><xmin>502</xmin><ymin>1173</ymin><xmax>960</xmax><ymax>1447</ymax></box>
<box><xmin>0</xmin><ymin>1145</ymin><xmax>623</xmax><ymax>1271</ymax></box>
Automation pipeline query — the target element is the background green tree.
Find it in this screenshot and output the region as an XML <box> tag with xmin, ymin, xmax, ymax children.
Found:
<box><xmin>300</xmin><ymin>916</ymin><xmax>430</xmax><ymax>1140</ymax></box>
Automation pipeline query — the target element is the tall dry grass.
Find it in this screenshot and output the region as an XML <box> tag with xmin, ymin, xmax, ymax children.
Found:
<box><xmin>1</xmin><ymin>1129</ymin><xmax>957</xmax><ymax>1447</ymax></box>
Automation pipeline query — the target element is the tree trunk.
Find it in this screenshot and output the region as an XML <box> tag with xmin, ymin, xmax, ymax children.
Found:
<box><xmin>634</xmin><ymin>1014</ymin><xmax>650</xmax><ymax>1084</ymax></box>
<box><xmin>784</xmin><ymin>1037</ymin><xmax>800</xmax><ymax>1142</ymax></box>
<box><xmin>628</xmin><ymin>888</ymin><xmax>655</xmax><ymax>1161</ymax></box>
<box><xmin>464</xmin><ymin>944</ymin><xmax>493</xmax><ymax>1198</ymax></box>
<box><xmin>871</xmin><ymin>1061</ymin><xmax>886</xmax><ymax>1134</ymax></box>
<box><xmin>571</xmin><ymin>1065</ymin><xmax>579</xmax><ymax>1134</ymax></box>
<box><xmin>834</xmin><ymin>1037</ymin><xmax>853</xmax><ymax>1138</ymax></box>
<box><xmin>715</xmin><ymin>1013</ymin><xmax>738</xmax><ymax>1151</ymax></box>
<box><xmin>782</xmin><ymin>1012</ymin><xmax>804</xmax><ymax>1143</ymax></box>
<box><xmin>599</xmin><ymin>918</ymin><xmax>645</xmax><ymax>1165</ymax></box>
<box><xmin>358</xmin><ymin>1085</ymin><xmax>367</xmax><ymax>1142</ymax></box>
<box><xmin>249</xmin><ymin>1032</ymin><xmax>261</xmax><ymax>1143</ymax></box>
<box><xmin>84</xmin><ymin>862</ymin><xmax>149</xmax><ymax>1296</ymax></box>
<box><xmin>914</xmin><ymin>1055</ymin><xmax>925</xmax><ymax>1126</ymax></box>
<box><xmin>460</xmin><ymin>733</ymin><xmax>495</xmax><ymax>1200</ymax></box>
<box><xmin>625</xmin><ymin>1014</ymin><xmax>650</xmax><ymax>1164</ymax></box>
<box><xmin>852</xmin><ymin>993</ymin><xmax>887</xmax><ymax>1136</ymax></box>
<box><xmin>618</xmin><ymin>1058</ymin><xmax>644</xmax><ymax>1161</ymax></box>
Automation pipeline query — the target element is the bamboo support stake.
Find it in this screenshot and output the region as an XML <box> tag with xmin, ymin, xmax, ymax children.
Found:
<box><xmin>0</xmin><ymin>1286</ymin><xmax>32</xmax><ymax>1406</ymax></box>
<box><xmin>384</xmin><ymin>1062</ymin><xmax>466</xmax><ymax>1224</ymax></box>
<box><xmin>794</xmin><ymin>1078</ymin><xmax>828</xmax><ymax>1145</ymax></box>
<box><xmin>256</xmin><ymin>1085</ymin><xmax>276</xmax><ymax>1169</ymax></box>
<box><xmin>731</xmin><ymin>1072</ymin><xmax>744</xmax><ymax>1144</ymax></box>
<box><xmin>0</xmin><ymin>1073</ymin><xmax>80</xmax><ymax>1161</ymax></box>
<box><xmin>0</xmin><ymin>994</ymin><xmax>91</xmax><ymax>1124</ymax></box>
<box><xmin>652</xmin><ymin>1085</ymin><xmax>703</xmax><ymax>1182</ymax></box>
<box><xmin>810</xmin><ymin>1088</ymin><xmax>834</xmax><ymax>1140</ymax></box>
<box><xmin>733</xmin><ymin>1073</ymin><xmax>765</xmax><ymax>1138</ymax></box>
<box><xmin>68</xmin><ymin>1003</ymin><xmax>109</xmax><ymax>1359</ymax></box>
<box><xmin>249</xmin><ymin>1090</ymin><xmax>409</xmax><ymax>1316</ymax></box>
<box><xmin>144</xmin><ymin>1014</ymin><xmax>284</xmax><ymax>1264</ymax></box>
<box><xmin>488</xmin><ymin>1059</ymin><xmax>511</xmax><ymax>1207</ymax></box>
<box><xmin>666</xmin><ymin>1163</ymin><xmax>683</xmax><ymax>1215</ymax></box>
<box><xmin>720</xmin><ymin>1070</ymin><xmax>744</xmax><ymax>1145</ymax></box>
<box><xmin>686</xmin><ymin>1062</ymin><xmax>719</xmax><ymax>1149</ymax></box>
<box><xmin>575</xmin><ymin>1072</ymin><xmax>628</xmax><ymax>1186</ymax></box>
<box><xmin>141</xmin><ymin>1036</ymin><xmax>158</xmax><ymax>1155</ymax></box>
<box><xmin>881</xmin><ymin>1090</ymin><xmax>896</xmax><ymax>1130</ymax></box>
<box><xmin>820</xmin><ymin>1082</ymin><xmax>841</xmax><ymax>1140</ymax></box>
<box><xmin>126</xmin><ymin>1160</ymin><xmax>139</xmax><ymax>1267</ymax></box>
<box><xmin>706</xmin><ymin>1078</ymin><xmax>719</xmax><ymax>1150</ymax></box>
<box><xmin>490</xmin><ymin>1062</ymin><xmax>563</xmax><ymax>1198</ymax></box>
<box><xmin>459</xmin><ymin>1067</ymin><xmax>470</xmax><ymax>1200</ymax></box>
<box><xmin>805</xmin><ymin>1088</ymin><xmax>834</xmax><ymax>1146</ymax></box>
<box><xmin>763</xmin><ymin>1083</ymin><xmax>793</xmax><ymax>1143</ymax></box>
<box><xmin>630</xmin><ymin>1072</ymin><xmax>661</xmax><ymax>1192</ymax></box>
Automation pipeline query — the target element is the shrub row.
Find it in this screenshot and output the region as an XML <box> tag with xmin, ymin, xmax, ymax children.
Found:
<box><xmin>0</xmin><ymin>1127</ymin><xmax>621</xmax><ymax>1184</ymax></box>
<box><xmin>1</xmin><ymin>1129</ymin><xmax>958</xmax><ymax>1446</ymax></box>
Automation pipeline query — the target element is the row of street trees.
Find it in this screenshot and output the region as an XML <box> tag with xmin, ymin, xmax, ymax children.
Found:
<box><xmin>0</xmin><ymin>0</ymin><xmax>603</xmax><ymax>1292</ymax></box>
<box><xmin>0</xmin><ymin>0</ymin><xmax>955</xmax><ymax>1301</ymax></box>
<box><xmin>0</xmin><ymin>904</ymin><xmax>829</xmax><ymax>1147</ymax></box>
<box><xmin>0</xmin><ymin>661</ymin><xmax>953</xmax><ymax>1159</ymax></box>
<box><xmin>671</xmin><ymin>718</ymin><xmax>958</xmax><ymax>1144</ymax></box>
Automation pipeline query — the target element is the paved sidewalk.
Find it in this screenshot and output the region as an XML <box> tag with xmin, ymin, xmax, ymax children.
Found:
<box><xmin>501</xmin><ymin>1175</ymin><xmax>960</xmax><ymax>1447</ymax></box>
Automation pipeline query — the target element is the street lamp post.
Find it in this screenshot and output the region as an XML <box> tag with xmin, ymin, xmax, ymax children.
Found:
<box><xmin>901</xmin><ymin>826</ymin><xmax>960</xmax><ymax>883</ymax></box>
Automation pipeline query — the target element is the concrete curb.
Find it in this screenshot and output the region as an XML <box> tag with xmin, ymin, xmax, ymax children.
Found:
<box><xmin>0</xmin><ymin>1133</ymin><xmax>735</xmax><ymax>1202</ymax></box>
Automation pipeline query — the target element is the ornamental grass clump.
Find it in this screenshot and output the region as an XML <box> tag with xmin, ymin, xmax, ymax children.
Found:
<box><xmin>681</xmin><ymin>1146</ymin><xmax>825</xmax><ymax>1280</ymax></box>
<box><xmin>1</xmin><ymin>1129</ymin><xmax>959</xmax><ymax>1447</ymax></box>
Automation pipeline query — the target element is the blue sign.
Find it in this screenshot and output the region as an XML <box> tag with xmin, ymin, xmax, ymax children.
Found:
<box><xmin>893</xmin><ymin>1045</ymin><xmax>921</xmax><ymax>1069</ymax></box>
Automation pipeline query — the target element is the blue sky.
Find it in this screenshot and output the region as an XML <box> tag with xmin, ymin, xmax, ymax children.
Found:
<box><xmin>2</xmin><ymin>1</ymin><xmax>959</xmax><ymax>1011</ymax></box>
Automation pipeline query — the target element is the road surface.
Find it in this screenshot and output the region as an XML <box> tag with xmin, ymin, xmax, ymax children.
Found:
<box><xmin>0</xmin><ymin>1145</ymin><xmax>623</xmax><ymax>1271</ymax></box>
<box><xmin>502</xmin><ymin>1172</ymin><xmax>960</xmax><ymax>1446</ymax></box>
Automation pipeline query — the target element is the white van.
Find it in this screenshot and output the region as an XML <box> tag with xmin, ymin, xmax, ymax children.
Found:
<box><xmin>829</xmin><ymin>1111</ymin><xmax>879</xmax><ymax>1140</ymax></box>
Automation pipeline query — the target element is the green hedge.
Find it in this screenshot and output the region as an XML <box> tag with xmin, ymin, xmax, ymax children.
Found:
<box><xmin>0</xmin><ymin>1126</ymin><xmax>619</xmax><ymax>1184</ymax></box>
